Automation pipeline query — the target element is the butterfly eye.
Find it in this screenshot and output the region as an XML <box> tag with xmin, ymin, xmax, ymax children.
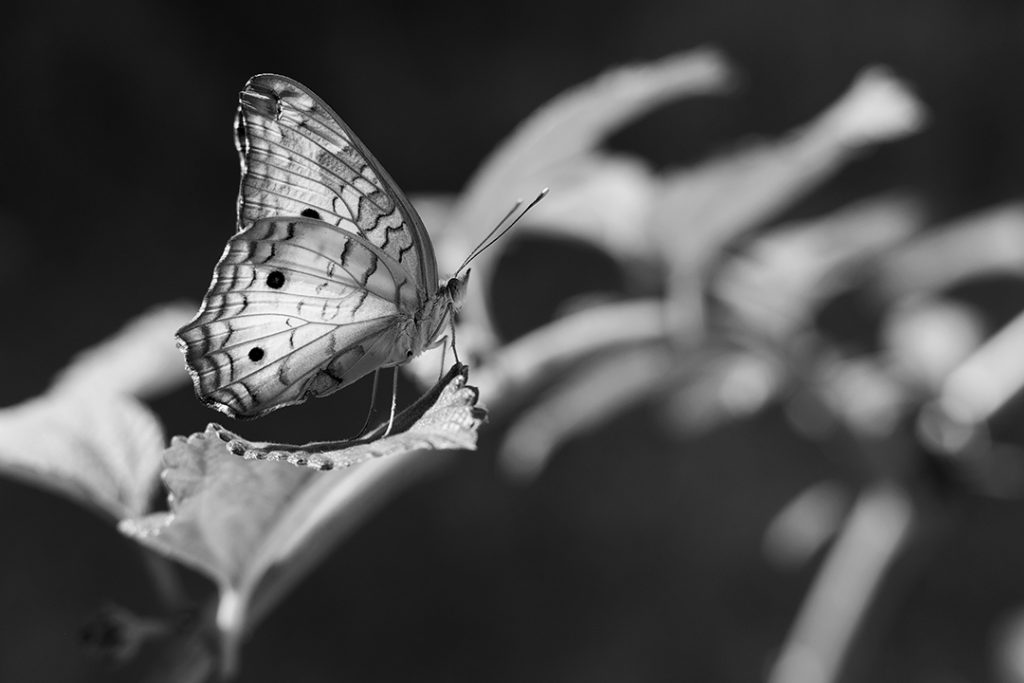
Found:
<box><xmin>266</xmin><ymin>271</ymin><xmax>285</xmax><ymax>289</ymax></box>
<box><xmin>248</xmin><ymin>347</ymin><xmax>265</xmax><ymax>362</ymax></box>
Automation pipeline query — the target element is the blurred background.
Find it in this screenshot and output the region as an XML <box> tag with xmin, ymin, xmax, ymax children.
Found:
<box><xmin>3</xmin><ymin>1</ymin><xmax>1024</xmax><ymax>681</ymax></box>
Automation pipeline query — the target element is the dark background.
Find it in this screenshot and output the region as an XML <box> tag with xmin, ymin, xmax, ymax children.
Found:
<box><xmin>2</xmin><ymin>1</ymin><xmax>1024</xmax><ymax>681</ymax></box>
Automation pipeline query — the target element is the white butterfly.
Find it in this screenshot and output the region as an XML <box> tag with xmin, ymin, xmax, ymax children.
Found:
<box><xmin>176</xmin><ymin>74</ymin><xmax>475</xmax><ymax>420</ymax></box>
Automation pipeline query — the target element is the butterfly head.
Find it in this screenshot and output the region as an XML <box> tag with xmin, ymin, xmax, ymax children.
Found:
<box><xmin>443</xmin><ymin>269</ymin><xmax>471</xmax><ymax>311</ymax></box>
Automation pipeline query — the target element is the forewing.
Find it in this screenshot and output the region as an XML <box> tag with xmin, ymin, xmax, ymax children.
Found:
<box><xmin>177</xmin><ymin>218</ymin><xmax>409</xmax><ymax>418</ymax></box>
<box><xmin>235</xmin><ymin>73</ymin><xmax>438</xmax><ymax>308</ymax></box>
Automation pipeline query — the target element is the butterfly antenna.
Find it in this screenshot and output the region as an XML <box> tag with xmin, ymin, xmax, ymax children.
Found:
<box><xmin>455</xmin><ymin>188</ymin><xmax>549</xmax><ymax>276</ymax></box>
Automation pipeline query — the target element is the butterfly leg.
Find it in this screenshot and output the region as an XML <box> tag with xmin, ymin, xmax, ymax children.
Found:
<box><xmin>449</xmin><ymin>320</ymin><xmax>461</xmax><ymax>365</ymax></box>
<box><xmin>383</xmin><ymin>366</ymin><xmax>399</xmax><ymax>437</ymax></box>
<box><xmin>355</xmin><ymin>369</ymin><xmax>382</xmax><ymax>438</ymax></box>
<box><xmin>437</xmin><ymin>339</ymin><xmax>448</xmax><ymax>382</ymax></box>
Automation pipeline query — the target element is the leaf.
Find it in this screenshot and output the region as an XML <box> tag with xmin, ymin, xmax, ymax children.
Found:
<box><xmin>498</xmin><ymin>344</ymin><xmax>676</xmax><ymax>480</ymax></box>
<box><xmin>933</xmin><ymin>308</ymin><xmax>1024</xmax><ymax>425</ymax></box>
<box><xmin>874</xmin><ymin>202</ymin><xmax>1024</xmax><ymax>300</ymax></box>
<box><xmin>118</xmin><ymin>428</ymin><xmax>311</xmax><ymax>594</ymax></box>
<box><xmin>0</xmin><ymin>304</ymin><xmax>194</xmax><ymax>519</ymax></box>
<box><xmin>475</xmin><ymin>297</ymin><xmax>666</xmax><ymax>398</ymax></box>
<box><xmin>0</xmin><ymin>393</ymin><xmax>165</xmax><ymax>519</ymax></box>
<box><xmin>714</xmin><ymin>195</ymin><xmax>922</xmax><ymax>340</ymax></box>
<box><xmin>51</xmin><ymin>302</ymin><xmax>197</xmax><ymax>400</ymax></box>
<box><xmin>119</xmin><ymin>426</ymin><xmax>311</xmax><ymax>676</ymax></box>
<box><xmin>881</xmin><ymin>297</ymin><xmax>985</xmax><ymax>393</ymax></box>
<box><xmin>408</xmin><ymin>193</ymin><xmax>457</xmax><ymax>240</ymax></box>
<box><xmin>650</xmin><ymin>67</ymin><xmax>926</xmax><ymax>281</ymax></box>
<box><xmin>658</xmin><ymin>346</ymin><xmax>786</xmax><ymax>436</ymax></box>
<box><xmin>119</xmin><ymin>364</ymin><xmax>485</xmax><ymax>674</ymax></box>
<box><xmin>515</xmin><ymin>153</ymin><xmax>658</xmax><ymax>266</ymax></box>
<box><xmin>210</xmin><ymin>364</ymin><xmax>486</xmax><ymax>469</ymax></box>
<box><xmin>763</xmin><ymin>481</ymin><xmax>852</xmax><ymax>569</ymax></box>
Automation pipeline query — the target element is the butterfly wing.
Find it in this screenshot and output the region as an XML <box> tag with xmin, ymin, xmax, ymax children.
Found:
<box><xmin>235</xmin><ymin>73</ymin><xmax>438</xmax><ymax>311</ymax></box>
<box><xmin>177</xmin><ymin>217</ymin><xmax>417</xmax><ymax>419</ymax></box>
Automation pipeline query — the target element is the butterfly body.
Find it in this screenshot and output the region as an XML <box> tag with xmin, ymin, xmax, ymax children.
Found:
<box><xmin>177</xmin><ymin>74</ymin><xmax>465</xmax><ymax>419</ymax></box>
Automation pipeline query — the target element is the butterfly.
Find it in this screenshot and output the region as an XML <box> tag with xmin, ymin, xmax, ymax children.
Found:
<box><xmin>175</xmin><ymin>74</ymin><xmax>481</xmax><ymax>420</ymax></box>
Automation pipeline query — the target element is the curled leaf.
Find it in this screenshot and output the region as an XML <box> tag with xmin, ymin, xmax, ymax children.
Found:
<box><xmin>211</xmin><ymin>364</ymin><xmax>486</xmax><ymax>469</ymax></box>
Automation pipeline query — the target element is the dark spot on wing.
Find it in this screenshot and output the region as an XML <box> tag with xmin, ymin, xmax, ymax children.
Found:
<box><xmin>267</xmin><ymin>271</ymin><xmax>285</xmax><ymax>289</ymax></box>
<box><xmin>249</xmin><ymin>347</ymin><xmax>265</xmax><ymax>362</ymax></box>
<box><xmin>301</xmin><ymin>208</ymin><xmax>321</xmax><ymax>219</ymax></box>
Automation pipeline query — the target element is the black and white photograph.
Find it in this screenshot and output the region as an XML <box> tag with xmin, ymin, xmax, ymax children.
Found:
<box><xmin>3</xmin><ymin>1</ymin><xmax>1024</xmax><ymax>681</ymax></box>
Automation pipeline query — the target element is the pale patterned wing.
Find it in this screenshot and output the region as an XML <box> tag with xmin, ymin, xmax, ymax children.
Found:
<box><xmin>235</xmin><ymin>73</ymin><xmax>438</xmax><ymax>310</ymax></box>
<box><xmin>176</xmin><ymin>217</ymin><xmax>414</xmax><ymax>419</ymax></box>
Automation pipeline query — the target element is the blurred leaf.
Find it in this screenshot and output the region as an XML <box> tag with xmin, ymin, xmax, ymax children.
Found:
<box><xmin>882</xmin><ymin>297</ymin><xmax>985</xmax><ymax>393</ymax></box>
<box><xmin>51</xmin><ymin>302</ymin><xmax>196</xmax><ymax>399</ymax></box>
<box><xmin>409</xmin><ymin>193</ymin><xmax>457</xmax><ymax>240</ymax></box>
<box><xmin>815</xmin><ymin>355</ymin><xmax>910</xmax><ymax>439</ymax></box>
<box><xmin>763</xmin><ymin>480</ymin><xmax>852</xmax><ymax>569</ymax></box>
<box><xmin>441</xmin><ymin>49</ymin><xmax>735</xmax><ymax>349</ymax></box>
<box><xmin>0</xmin><ymin>393</ymin><xmax>165</xmax><ymax>519</ymax></box>
<box><xmin>498</xmin><ymin>344</ymin><xmax>675</xmax><ymax>480</ymax></box>
<box><xmin>651</xmin><ymin>67</ymin><xmax>926</xmax><ymax>295</ymax></box>
<box><xmin>716</xmin><ymin>195</ymin><xmax>922</xmax><ymax>340</ymax></box>
<box><xmin>0</xmin><ymin>303</ymin><xmax>197</xmax><ymax>519</ymax></box>
<box><xmin>468</xmin><ymin>298</ymin><xmax>670</xmax><ymax>414</ymax></box>
<box><xmin>935</xmin><ymin>308</ymin><xmax>1024</xmax><ymax>424</ymax></box>
<box><xmin>516</xmin><ymin>153</ymin><xmax>658</xmax><ymax>267</ymax></box>
<box><xmin>994</xmin><ymin>608</ymin><xmax>1024</xmax><ymax>683</ymax></box>
<box><xmin>658</xmin><ymin>346</ymin><xmax>786</xmax><ymax>436</ymax></box>
<box><xmin>768</xmin><ymin>484</ymin><xmax>916</xmax><ymax>683</ymax></box>
<box><xmin>874</xmin><ymin>203</ymin><xmax>1024</xmax><ymax>300</ymax></box>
